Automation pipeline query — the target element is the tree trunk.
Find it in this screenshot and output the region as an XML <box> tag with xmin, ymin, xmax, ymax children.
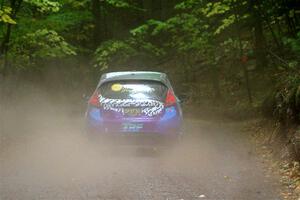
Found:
<box><xmin>250</xmin><ymin>0</ymin><xmax>268</xmax><ymax>70</ymax></box>
<box><xmin>233</xmin><ymin>1</ymin><xmax>253</xmax><ymax>104</ymax></box>
<box><xmin>91</xmin><ymin>0</ymin><xmax>106</xmax><ymax>47</ymax></box>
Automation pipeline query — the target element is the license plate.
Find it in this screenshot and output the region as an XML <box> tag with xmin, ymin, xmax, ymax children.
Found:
<box><xmin>123</xmin><ymin>108</ymin><xmax>141</xmax><ymax>117</ymax></box>
<box><xmin>122</xmin><ymin>122</ymin><xmax>143</xmax><ymax>132</ymax></box>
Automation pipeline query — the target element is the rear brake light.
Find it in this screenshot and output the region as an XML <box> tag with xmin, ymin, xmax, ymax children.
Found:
<box><xmin>165</xmin><ymin>89</ymin><xmax>176</xmax><ymax>106</ymax></box>
<box><xmin>89</xmin><ymin>91</ymin><xmax>100</xmax><ymax>107</ymax></box>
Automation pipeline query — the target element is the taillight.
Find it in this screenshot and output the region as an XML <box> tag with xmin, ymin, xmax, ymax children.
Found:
<box><xmin>89</xmin><ymin>91</ymin><xmax>100</xmax><ymax>107</ymax></box>
<box><xmin>165</xmin><ymin>89</ymin><xmax>176</xmax><ymax>107</ymax></box>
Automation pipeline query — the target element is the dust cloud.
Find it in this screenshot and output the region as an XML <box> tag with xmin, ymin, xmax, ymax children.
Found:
<box><xmin>0</xmin><ymin>83</ymin><xmax>279</xmax><ymax>200</ymax></box>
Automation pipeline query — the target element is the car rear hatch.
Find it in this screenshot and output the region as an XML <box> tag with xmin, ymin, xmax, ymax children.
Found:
<box><xmin>97</xmin><ymin>80</ymin><xmax>168</xmax><ymax>132</ymax></box>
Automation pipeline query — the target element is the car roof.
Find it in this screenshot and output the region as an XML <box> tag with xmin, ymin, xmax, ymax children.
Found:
<box><xmin>98</xmin><ymin>71</ymin><xmax>169</xmax><ymax>86</ymax></box>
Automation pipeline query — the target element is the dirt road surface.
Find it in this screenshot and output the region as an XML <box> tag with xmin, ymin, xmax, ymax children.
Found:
<box><xmin>0</xmin><ymin>100</ymin><xmax>281</xmax><ymax>200</ymax></box>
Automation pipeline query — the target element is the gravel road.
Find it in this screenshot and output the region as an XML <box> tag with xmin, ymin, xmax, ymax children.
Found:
<box><xmin>0</xmin><ymin>103</ymin><xmax>281</xmax><ymax>200</ymax></box>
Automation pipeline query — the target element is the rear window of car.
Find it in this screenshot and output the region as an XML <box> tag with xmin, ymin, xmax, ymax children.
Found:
<box><xmin>99</xmin><ymin>80</ymin><xmax>168</xmax><ymax>101</ymax></box>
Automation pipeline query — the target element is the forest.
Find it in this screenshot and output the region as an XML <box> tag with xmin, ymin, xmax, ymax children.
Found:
<box><xmin>0</xmin><ymin>0</ymin><xmax>299</xmax><ymax>113</ymax></box>
<box><xmin>1</xmin><ymin>0</ymin><xmax>300</xmax><ymax>148</ymax></box>
<box><xmin>0</xmin><ymin>0</ymin><xmax>299</xmax><ymax>141</ymax></box>
<box><xmin>0</xmin><ymin>3</ymin><xmax>298</xmax><ymax>109</ymax></box>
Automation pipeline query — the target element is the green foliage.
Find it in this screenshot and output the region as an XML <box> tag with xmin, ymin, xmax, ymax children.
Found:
<box><xmin>41</xmin><ymin>10</ymin><xmax>92</xmax><ymax>34</ymax></box>
<box><xmin>94</xmin><ymin>40</ymin><xmax>136</xmax><ymax>70</ymax></box>
<box><xmin>94</xmin><ymin>37</ymin><xmax>165</xmax><ymax>70</ymax></box>
<box><xmin>214</xmin><ymin>15</ymin><xmax>235</xmax><ymax>35</ymax></box>
<box><xmin>284</xmin><ymin>32</ymin><xmax>300</xmax><ymax>54</ymax></box>
<box><xmin>202</xmin><ymin>1</ymin><xmax>231</xmax><ymax>17</ymax></box>
<box><xmin>131</xmin><ymin>19</ymin><xmax>167</xmax><ymax>37</ymax></box>
<box><xmin>174</xmin><ymin>0</ymin><xmax>200</xmax><ymax>10</ymax></box>
<box><xmin>105</xmin><ymin>0</ymin><xmax>143</xmax><ymax>11</ymax></box>
<box><xmin>128</xmin><ymin>0</ymin><xmax>250</xmax><ymax>62</ymax></box>
<box><xmin>0</xmin><ymin>0</ymin><xmax>93</xmax><ymax>71</ymax></box>
<box><xmin>106</xmin><ymin>0</ymin><xmax>131</xmax><ymax>8</ymax></box>
<box><xmin>64</xmin><ymin>0</ymin><xmax>90</xmax><ymax>9</ymax></box>
<box><xmin>0</xmin><ymin>7</ymin><xmax>16</xmax><ymax>24</ymax></box>
<box><xmin>24</xmin><ymin>0</ymin><xmax>61</xmax><ymax>13</ymax></box>
<box><xmin>11</xmin><ymin>29</ymin><xmax>76</xmax><ymax>68</ymax></box>
<box><xmin>130</xmin><ymin>23</ymin><xmax>149</xmax><ymax>37</ymax></box>
<box><xmin>24</xmin><ymin>29</ymin><xmax>76</xmax><ymax>57</ymax></box>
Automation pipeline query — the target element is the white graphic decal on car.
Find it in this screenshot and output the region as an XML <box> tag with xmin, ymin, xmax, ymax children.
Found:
<box><xmin>98</xmin><ymin>95</ymin><xmax>164</xmax><ymax>117</ymax></box>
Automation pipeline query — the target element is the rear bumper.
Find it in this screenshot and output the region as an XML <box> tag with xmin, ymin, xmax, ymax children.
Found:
<box><xmin>86</xmin><ymin>131</ymin><xmax>180</xmax><ymax>146</ymax></box>
<box><xmin>85</xmin><ymin>110</ymin><xmax>182</xmax><ymax>146</ymax></box>
<box><xmin>85</xmin><ymin>106</ymin><xmax>183</xmax><ymax>136</ymax></box>
<box><xmin>86</xmin><ymin>122</ymin><xmax>182</xmax><ymax>135</ymax></box>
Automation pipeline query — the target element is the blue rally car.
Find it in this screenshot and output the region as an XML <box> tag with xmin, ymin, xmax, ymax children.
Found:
<box><xmin>85</xmin><ymin>71</ymin><xmax>183</xmax><ymax>145</ymax></box>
